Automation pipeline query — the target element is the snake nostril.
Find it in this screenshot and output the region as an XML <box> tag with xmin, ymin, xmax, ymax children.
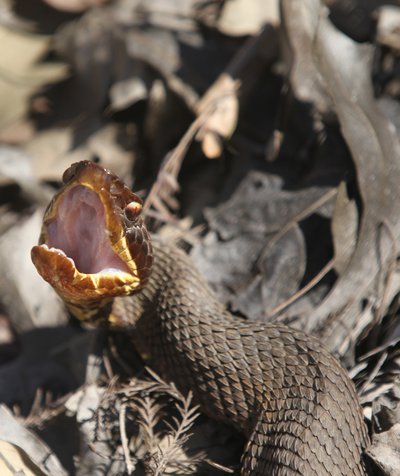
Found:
<box><xmin>62</xmin><ymin>160</ymin><xmax>93</xmax><ymax>184</ymax></box>
<box><xmin>62</xmin><ymin>162</ymin><xmax>81</xmax><ymax>184</ymax></box>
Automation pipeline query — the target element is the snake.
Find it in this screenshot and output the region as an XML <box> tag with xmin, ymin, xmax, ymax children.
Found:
<box><xmin>31</xmin><ymin>161</ymin><xmax>369</xmax><ymax>475</ymax></box>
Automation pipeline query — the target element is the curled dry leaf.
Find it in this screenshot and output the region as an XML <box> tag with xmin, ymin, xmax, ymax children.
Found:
<box><xmin>0</xmin><ymin>405</ymin><xmax>67</xmax><ymax>476</ymax></box>
<box><xmin>283</xmin><ymin>1</ymin><xmax>400</xmax><ymax>357</ymax></box>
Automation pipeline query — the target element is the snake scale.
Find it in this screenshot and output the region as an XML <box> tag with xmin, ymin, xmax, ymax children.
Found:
<box><xmin>31</xmin><ymin>161</ymin><xmax>369</xmax><ymax>475</ymax></box>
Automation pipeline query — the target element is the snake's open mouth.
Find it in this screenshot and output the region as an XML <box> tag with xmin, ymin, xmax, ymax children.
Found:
<box><xmin>31</xmin><ymin>161</ymin><xmax>152</xmax><ymax>316</ymax></box>
<box><xmin>46</xmin><ymin>185</ymin><xmax>131</xmax><ymax>275</ymax></box>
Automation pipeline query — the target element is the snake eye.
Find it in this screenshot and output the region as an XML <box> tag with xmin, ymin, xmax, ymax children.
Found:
<box><xmin>124</xmin><ymin>200</ymin><xmax>142</xmax><ymax>221</ymax></box>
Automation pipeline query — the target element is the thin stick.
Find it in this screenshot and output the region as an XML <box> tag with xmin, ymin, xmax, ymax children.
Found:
<box><xmin>204</xmin><ymin>459</ymin><xmax>235</xmax><ymax>473</ymax></box>
<box><xmin>143</xmin><ymin>26</ymin><xmax>278</xmax><ymax>218</ymax></box>
<box><xmin>258</xmin><ymin>188</ymin><xmax>338</xmax><ymax>267</ymax></box>
<box><xmin>359</xmin><ymin>351</ymin><xmax>388</xmax><ymax>396</ymax></box>
<box><xmin>267</xmin><ymin>258</ymin><xmax>335</xmax><ymax>319</ymax></box>
<box><xmin>119</xmin><ymin>403</ymin><xmax>134</xmax><ymax>475</ymax></box>
<box><xmin>143</xmin><ymin>110</ymin><xmax>213</xmax><ymax>214</ymax></box>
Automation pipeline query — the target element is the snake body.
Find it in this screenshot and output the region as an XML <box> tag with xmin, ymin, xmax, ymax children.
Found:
<box><xmin>31</xmin><ymin>162</ymin><xmax>369</xmax><ymax>475</ymax></box>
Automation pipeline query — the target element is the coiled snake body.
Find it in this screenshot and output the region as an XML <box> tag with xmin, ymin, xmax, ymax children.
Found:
<box><xmin>32</xmin><ymin>162</ymin><xmax>369</xmax><ymax>475</ymax></box>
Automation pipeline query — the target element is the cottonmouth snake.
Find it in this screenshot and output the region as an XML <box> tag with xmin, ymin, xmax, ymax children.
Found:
<box><xmin>31</xmin><ymin>161</ymin><xmax>369</xmax><ymax>475</ymax></box>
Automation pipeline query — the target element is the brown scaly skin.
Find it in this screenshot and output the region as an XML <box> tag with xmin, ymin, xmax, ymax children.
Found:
<box><xmin>32</xmin><ymin>162</ymin><xmax>370</xmax><ymax>475</ymax></box>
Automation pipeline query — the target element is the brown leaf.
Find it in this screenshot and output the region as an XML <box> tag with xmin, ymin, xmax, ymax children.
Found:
<box><xmin>0</xmin><ymin>25</ymin><xmax>67</xmax><ymax>131</ymax></box>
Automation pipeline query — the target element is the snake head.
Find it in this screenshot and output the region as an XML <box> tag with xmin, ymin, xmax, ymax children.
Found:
<box><xmin>31</xmin><ymin>161</ymin><xmax>153</xmax><ymax>321</ymax></box>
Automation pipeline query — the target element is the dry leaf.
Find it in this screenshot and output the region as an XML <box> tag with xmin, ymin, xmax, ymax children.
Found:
<box><xmin>24</xmin><ymin>125</ymin><xmax>132</xmax><ymax>183</ymax></box>
<box><xmin>331</xmin><ymin>182</ymin><xmax>358</xmax><ymax>275</ymax></box>
<box><xmin>0</xmin><ymin>146</ymin><xmax>52</xmax><ymax>205</ymax></box>
<box><xmin>109</xmin><ymin>76</ymin><xmax>148</xmax><ymax>111</ymax></box>
<box><xmin>24</xmin><ymin>128</ymin><xmax>87</xmax><ymax>181</ymax></box>
<box><xmin>191</xmin><ymin>172</ymin><xmax>332</xmax><ymax>320</ymax></box>
<box><xmin>0</xmin><ymin>211</ymin><xmax>68</xmax><ymax>331</ymax></box>
<box><xmin>0</xmin><ymin>25</ymin><xmax>67</xmax><ymax>131</ymax></box>
<box><xmin>376</xmin><ymin>6</ymin><xmax>400</xmax><ymax>49</ymax></box>
<box><xmin>310</xmin><ymin>6</ymin><xmax>400</xmax><ymax>350</ymax></box>
<box><xmin>0</xmin><ymin>405</ymin><xmax>67</xmax><ymax>475</ymax></box>
<box><xmin>281</xmin><ymin>1</ymin><xmax>400</xmax><ymax>358</ymax></box>
<box><xmin>43</xmin><ymin>0</ymin><xmax>110</xmax><ymax>13</ymax></box>
<box><xmin>0</xmin><ymin>440</ymin><xmax>47</xmax><ymax>476</ymax></box>
<box><xmin>0</xmin><ymin>0</ymin><xmax>33</xmax><ymax>31</ymax></box>
<box><xmin>217</xmin><ymin>0</ymin><xmax>279</xmax><ymax>35</ymax></box>
<box><xmin>196</xmin><ymin>74</ymin><xmax>239</xmax><ymax>159</ymax></box>
<box><xmin>366</xmin><ymin>424</ymin><xmax>400</xmax><ymax>475</ymax></box>
<box><xmin>281</xmin><ymin>0</ymin><xmax>332</xmax><ymax>113</ymax></box>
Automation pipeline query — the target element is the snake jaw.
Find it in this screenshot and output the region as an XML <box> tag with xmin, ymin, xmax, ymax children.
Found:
<box><xmin>31</xmin><ymin>161</ymin><xmax>153</xmax><ymax>321</ymax></box>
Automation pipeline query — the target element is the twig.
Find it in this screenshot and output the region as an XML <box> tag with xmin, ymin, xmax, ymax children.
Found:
<box><xmin>204</xmin><ymin>458</ymin><xmax>235</xmax><ymax>473</ymax></box>
<box><xmin>143</xmin><ymin>110</ymin><xmax>213</xmax><ymax>216</ymax></box>
<box><xmin>24</xmin><ymin>390</ymin><xmax>69</xmax><ymax>429</ymax></box>
<box><xmin>258</xmin><ymin>187</ymin><xmax>338</xmax><ymax>268</ymax></box>
<box><xmin>260</xmin><ymin>188</ymin><xmax>338</xmax><ymax>319</ymax></box>
<box><xmin>119</xmin><ymin>402</ymin><xmax>135</xmax><ymax>474</ymax></box>
<box><xmin>267</xmin><ymin>258</ymin><xmax>335</xmax><ymax>320</ymax></box>
<box><xmin>143</xmin><ymin>25</ymin><xmax>278</xmax><ymax>219</ymax></box>
<box><xmin>136</xmin><ymin>395</ymin><xmax>162</xmax><ymax>455</ymax></box>
<box><xmin>359</xmin><ymin>351</ymin><xmax>388</xmax><ymax>396</ymax></box>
